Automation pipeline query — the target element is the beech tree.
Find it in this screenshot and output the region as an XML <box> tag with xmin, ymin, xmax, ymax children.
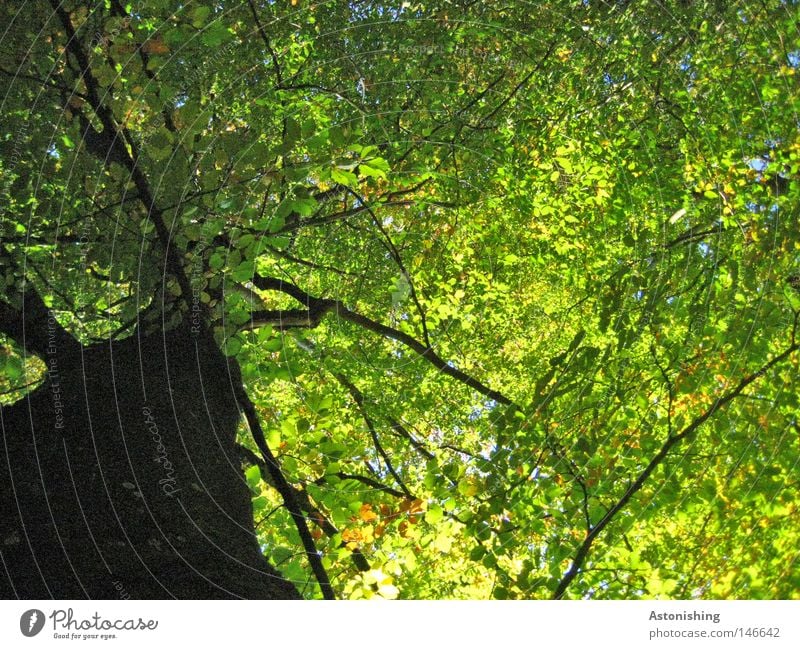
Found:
<box><xmin>1</xmin><ymin>0</ymin><xmax>799</xmax><ymax>599</ymax></box>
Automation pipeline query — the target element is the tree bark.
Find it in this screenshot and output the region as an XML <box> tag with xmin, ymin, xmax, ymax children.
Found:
<box><xmin>0</xmin><ymin>311</ymin><xmax>300</xmax><ymax>599</ymax></box>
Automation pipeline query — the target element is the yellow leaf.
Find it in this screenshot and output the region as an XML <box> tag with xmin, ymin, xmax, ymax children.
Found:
<box><xmin>434</xmin><ymin>533</ymin><xmax>452</xmax><ymax>553</ymax></box>
<box><xmin>377</xmin><ymin>583</ymin><xmax>399</xmax><ymax>599</ymax></box>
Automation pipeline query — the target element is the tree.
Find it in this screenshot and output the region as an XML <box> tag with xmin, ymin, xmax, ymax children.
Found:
<box><xmin>1</xmin><ymin>0</ymin><xmax>799</xmax><ymax>599</ymax></box>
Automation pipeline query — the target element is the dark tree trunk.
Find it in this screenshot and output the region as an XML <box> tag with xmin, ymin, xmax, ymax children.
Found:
<box><xmin>0</xmin><ymin>318</ymin><xmax>300</xmax><ymax>599</ymax></box>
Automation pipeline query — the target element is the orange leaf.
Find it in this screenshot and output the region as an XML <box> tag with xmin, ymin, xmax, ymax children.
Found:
<box><xmin>358</xmin><ymin>503</ymin><xmax>378</xmax><ymax>522</ymax></box>
<box><xmin>341</xmin><ymin>528</ymin><xmax>362</xmax><ymax>543</ymax></box>
<box><xmin>142</xmin><ymin>38</ymin><xmax>169</xmax><ymax>55</ymax></box>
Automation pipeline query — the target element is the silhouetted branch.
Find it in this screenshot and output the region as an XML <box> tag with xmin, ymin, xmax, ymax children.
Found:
<box><xmin>0</xmin><ymin>282</ymin><xmax>81</xmax><ymax>358</ymax></box>
<box><xmin>552</xmin><ymin>325</ymin><xmax>800</xmax><ymax>599</ymax></box>
<box><xmin>237</xmin><ymin>444</ymin><xmax>371</xmax><ymax>572</ymax></box>
<box><xmin>250</xmin><ymin>274</ymin><xmax>513</xmax><ymax>405</ymax></box>
<box><xmin>233</xmin><ymin>386</ymin><xmax>336</xmax><ymax>599</ymax></box>
<box><xmin>333</xmin><ymin>373</ymin><xmax>414</xmax><ymax>499</ymax></box>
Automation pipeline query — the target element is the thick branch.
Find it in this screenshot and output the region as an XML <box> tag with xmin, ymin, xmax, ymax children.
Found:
<box><xmin>0</xmin><ymin>284</ymin><xmax>81</xmax><ymax>358</ymax></box>
<box><xmin>237</xmin><ymin>445</ymin><xmax>370</xmax><ymax>572</ymax></box>
<box><xmin>50</xmin><ymin>2</ymin><xmax>333</xmax><ymax>599</ymax></box>
<box><xmin>50</xmin><ymin>1</ymin><xmax>195</xmax><ymax>310</ymax></box>
<box><xmin>250</xmin><ymin>274</ymin><xmax>513</xmax><ymax>405</ymax></box>
<box><xmin>232</xmin><ymin>385</ymin><xmax>336</xmax><ymax>599</ymax></box>
<box><xmin>247</xmin><ymin>307</ymin><xmax>329</xmax><ymax>331</ymax></box>
<box><xmin>552</xmin><ymin>331</ymin><xmax>800</xmax><ymax>599</ymax></box>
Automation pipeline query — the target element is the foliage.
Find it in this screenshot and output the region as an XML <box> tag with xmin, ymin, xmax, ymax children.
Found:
<box><xmin>2</xmin><ymin>0</ymin><xmax>800</xmax><ymax>599</ymax></box>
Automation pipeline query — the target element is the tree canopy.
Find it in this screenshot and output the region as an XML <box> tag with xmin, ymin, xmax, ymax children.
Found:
<box><xmin>1</xmin><ymin>0</ymin><xmax>799</xmax><ymax>599</ymax></box>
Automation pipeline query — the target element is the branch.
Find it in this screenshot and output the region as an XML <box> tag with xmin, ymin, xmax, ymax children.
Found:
<box><xmin>250</xmin><ymin>274</ymin><xmax>513</xmax><ymax>405</ymax></box>
<box><xmin>0</xmin><ymin>66</ymin><xmax>79</xmax><ymax>95</ymax></box>
<box><xmin>323</xmin><ymin>473</ymin><xmax>408</xmax><ymax>500</ymax></box>
<box><xmin>334</xmin><ymin>372</ymin><xmax>414</xmax><ymax>499</ymax></box>
<box><xmin>552</xmin><ymin>330</ymin><xmax>800</xmax><ymax>599</ymax></box>
<box><xmin>388</xmin><ymin>417</ymin><xmax>435</xmax><ymax>460</ymax></box>
<box><xmin>232</xmin><ymin>385</ymin><xmax>336</xmax><ymax>599</ymax></box>
<box><xmin>50</xmin><ymin>1</ymin><xmax>335</xmax><ymax>599</ymax></box>
<box><xmin>115</xmin><ymin>3</ymin><xmax>178</xmax><ymax>132</ymax></box>
<box><xmin>247</xmin><ymin>307</ymin><xmax>329</xmax><ymax>331</ymax></box>
<box><xmin>247</xmin><ymin>0</ymin><xmax>283</xmax><ymax>86</ymax></box>
<box><xmin>50</xmin><ymin>1</ymin><xmax>195</xmax><ymax>311</ymax></box>
<box><xmin>664</xmin><ymin>223</ymin><xmax>727</xmax><ymax>249</ymax></box>
<box><xmin>343</xmin><ymin>186</ymin><xmax>431</xmax><ymax>347</ymax></box>
<box><xmin>236</xmin><ymin>444</ymin><xmax>370</xmax><ymax>572</ymax></box>
<box><xmin>395</xmin><ymin>71</ymin><xmax>506</xmax><ymax>166</ymax></box>
<box><xmin>277</xmin><ymin>83</ymin><xmax>369</xmax><ymax>116</ymax></box>
<box><xmin>466</xmin><ymin>42</ymin><xmax>557</xmax><ymax>130</ymax></box>
<box><xmin>650</xmin><ymin>343</ymin><xmax>674</xmax><ymax>438</ymax></box>
<box><xmin>291</xmin><ymin>199</ymin><xmax>415</xmax><ymax>231</ymax></box>
<box><xmin>0</xmin><ymin>282</ymin><xmax>81</xmax><ymax>358</ymax></box>
<box><xmin>264</xmin><ymin>245</ymin><xmax>361</xmax><ymax>278</ymax></box>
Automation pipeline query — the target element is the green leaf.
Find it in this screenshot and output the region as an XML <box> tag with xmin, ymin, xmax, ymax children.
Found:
<box><xmin>358</xmin><ymin>163</ymin><xmax>387</xmax><ymax>180</ymax></box>
<box><xmin>252</xmin><ymin>495</ymin><xmax>269</xmax><ymax>513</ymax></box>
<box><xmin>209</xmin><ymin>253</ymin><xmax>224</xmax><ymax>270</ymax></box>
<box><xmin>291</xmin><ymin>197</ymin><xmax>317</xmax><ymax>217</ymax></box>
<box><xmin>223</xmin><ymin>337</ymin><xmax>242</xmax><ymax>357</ymax></box>
<box><xmin>201</xmin><ymin>21</ymin><xmax>232</xmax><ymax>47</ymax></box>
<box><xmin>191</xmin><ymin>5</ymin><xmax>212</xmax><ymax>26</ymax></box>
<box><xmin>231</xmin><ymin>260</ymin><xmax>255</xmax><ymax>282</ymax></box>
<box><xmin>245</xmin><ymin>465</ymin><xmax>261</xmax><ymax>489</ymax></box>
<box><xmin>425</xmin><ymin>504</ymin><xmax>443</xmax><ymax>524</ymax></box>
<box><xmin>330</xmin><ymin>167</ymin><xmax>359</xmax><ymax>187</ymax></box>
<box><xmin>783</xmin><ymin>283</ymin><xmax>800</xmax><ymax>311</ymax></box>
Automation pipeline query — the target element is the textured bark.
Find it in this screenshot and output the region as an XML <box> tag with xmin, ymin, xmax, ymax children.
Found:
<box><xmin>0</xmin><ymin>320</ymin><xmax>300</xmax><ymax>599</ymax></box>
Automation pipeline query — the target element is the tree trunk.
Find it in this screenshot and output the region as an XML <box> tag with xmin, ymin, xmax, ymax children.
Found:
<box><xmin>0</xmin><ymin>318</ymin><xmax>300</xmax><ymax>599</ymax></box>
